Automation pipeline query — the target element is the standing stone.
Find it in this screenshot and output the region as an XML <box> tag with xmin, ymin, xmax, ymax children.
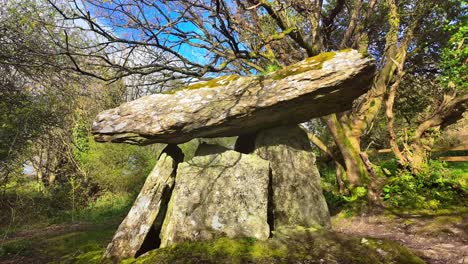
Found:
<box><xmin>103</xmin><ymin>151</ymin><xmax>178</xmax><ymax>261</ymax></box>
<box><xmin>178</xmin><ymin>137</ymin><xmax>238</xmax><ymax>161</ymax></box>
<box><xmin>159</xmin><ymin>148</ymin><xmax>270</xmax><ymax>247</ymax></box>
<box><xmin>255</xmin><ymin>125</ymin><xmax>331</xmax><ymax>230</ymax></box>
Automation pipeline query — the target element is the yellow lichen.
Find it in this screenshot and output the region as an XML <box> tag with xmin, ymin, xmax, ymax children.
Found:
<box><xmin>339</xmin><ymin>48</ymin><xmax>353</xmax><ymax>53</ymax></box>
<box><xmin>187</xmin><ymin>75</ymin><xmax>239</xmax><ymax>90</ymax></box>
<box><xmin>163</xmin><ymin>75</ymin><xmax>240</xmax><ymax>95</ymax></box>
<box><xmin>271</xmin><ymin>51</ymin><xmax>336</xmax><ymax>80</ymax></box>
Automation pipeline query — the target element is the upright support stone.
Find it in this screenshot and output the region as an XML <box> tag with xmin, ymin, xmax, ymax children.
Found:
<box><xmin>255</xmin><ymin>125</ymin><xmax>331</xmax><ymax>230</ymax></box>
<box><xmin>159</xmin><ymin>147</ymin><xmax>271</xmax><ymax>247</ymax></box>
<box><xmin>103</xmin><ymin>146</ymin><xmax>182</xmax><ymax>261</ymax></box>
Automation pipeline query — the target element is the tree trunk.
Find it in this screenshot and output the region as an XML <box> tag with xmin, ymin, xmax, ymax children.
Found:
<box><xmin>404</xmin><ymin>93</ymin><xmax>468</xmax><ymax>173</ymax></box>
<box><xmin>406</xmin><ymin>142</ymin><xmax>428</xmax><ymax>173</ymax></box>
<box><xmin>334</xmin><ymin>161</ymin><xmax>347</xmax><ymax>194</ymax></box>
<box><xmin>321</xmin><ymin>0</ymin><xmax>429</xmax><ymax>194</ymax></box>
<box><xmin>305</xmin><ymin>129</ymin><xmax>347</xmax><ymax>194</ymax></box>
<box><xmin>324</xmin><ymin>115</ymin><xmax>369</xmax><ymax>188</ymax></box>
<box><xmin>385</xmin><ymin>60</ymin><xmax>408</xmax><ymax>167</ymax></box>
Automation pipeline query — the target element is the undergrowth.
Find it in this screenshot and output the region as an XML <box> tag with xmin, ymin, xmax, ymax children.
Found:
<box><xmin>381</xmin><ymin>160</ymin><xmax>467</xmax><ymax>209</ymax></box>
<box><xmin>319</xmin><ymin>160</ymin><xmax>467</xmax><ymax>213</ymax></box>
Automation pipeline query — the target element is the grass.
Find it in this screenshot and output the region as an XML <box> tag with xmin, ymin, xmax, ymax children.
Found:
<box><xmin>0</xmin><ymin>220</ymin><xmax>118</xmax><ymax>263</ymax></box>
<box><xmin>0</xmin><ymin>190</ymin><xmax>133</xmax><ymax>263</ymax></box>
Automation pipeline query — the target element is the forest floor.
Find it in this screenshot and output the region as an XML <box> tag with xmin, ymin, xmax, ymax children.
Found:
<box><xmin>333</xmin><ymin>208</ymin><xmax>468</xmax><ymax>264</ymax></box>
<box><xmin>0</xmin><ymin>209</ymin><xmax>466</xmax><ymax>263</ymax></box>
<box><xmin>0</xmin><ymin>218</ymin><xmax>119</xmax><ymax>264</ymax></box>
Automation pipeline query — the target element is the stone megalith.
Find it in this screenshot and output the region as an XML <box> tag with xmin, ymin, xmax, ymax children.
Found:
<box><xmin>92</xmin><ymin>49</ymin><xmax>374</xmax><ymax>145</ymax></box>
<box><xmin>254</xmin><ymin>125</ymin><xmax>331</xmax><ymax>230</ymax></box>
<box><xmin>159</xmin><ymin>146</ymin><xmax>270</xmax><ymax>247</ymax></box>
<box><xmin>103</xmin><ymin>145</ymin><xmax>183</xmax><ymax>261</ymax></box>
<box><xmin>92</xmin><ymin>50</ymin><xmax>376</xmax><ymax>261</ymax></box>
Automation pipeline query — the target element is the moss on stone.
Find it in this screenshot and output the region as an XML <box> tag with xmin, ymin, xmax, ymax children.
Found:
<box><xmin>163</xmin><ymin>75</ymin><xmax>240</xmax><ymax>95</ymax></box>
<box><xmin>162</xmin><ymin>49</ymin><xmax>359</xmax><ymax>94</ymax></box>
<box><xmin>271</xmin><ymin>51</ymin><xmax>336</xmax><ymax>80</ymax></box>
<box><xmin>339</xmin><ymin>48</ymin><xmax>353</xmax><ymax>53</ymax></box>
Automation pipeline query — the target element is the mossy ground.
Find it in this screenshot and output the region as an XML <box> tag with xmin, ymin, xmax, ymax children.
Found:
<box><xmin>0</xmin><ymin>220</ymin><xmax>117</xmax><ymax>264</ymax></box>
<box><xmin>0</xmin><ymin>221</ymin><xmax>425</xmax><ymax>264</ymax></box>
<box><xmin>119</xmin><ymin>227</ymin><xmax>423</xmax><ymax>264</ymax></box>
<box><xmin>334</xmin><ymin>208</ymin><xmax>468</xmax><ymax>264</ymax></box>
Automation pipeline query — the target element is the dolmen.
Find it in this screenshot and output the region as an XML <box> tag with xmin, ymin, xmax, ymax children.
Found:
<box><xmin>92</xmin><ymin>49</ymin><xmax>375</xmax><ymax>261</ymax></box>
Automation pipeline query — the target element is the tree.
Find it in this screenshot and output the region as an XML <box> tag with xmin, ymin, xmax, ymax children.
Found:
<box><xmin>0</xmin><ymin>0</ymin><xmax>67</xmax><ymax>186</ymax></box>
<box><xmin>46</xmin><ymin>0</ymin><xmax>466</xmax><ymax>197</ymax></box>
<box><xmin>385</xmin><ymin>18</ymin><xmax>467</xmax><ymax>172</ymax></box>
<box><xmin>0</xmin><ymin>0</ymin><xmax>108</xmax><ymax>189</ymax></box>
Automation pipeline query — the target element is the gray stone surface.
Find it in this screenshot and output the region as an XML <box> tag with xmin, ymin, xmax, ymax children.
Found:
<box><xmin>92</xmin><ymin>50</ymin><xmax>375</xmax><ymax>144</ymax></box>
<box><xmin>178</xmin><ymin>137</ymin><xmax>237</xmax><ymax>162</ymax></box>
<box><xmin>159</xmin><ymin>148</ymin><xmax>271</xmax><ymax>247</ymax></box>
<box><xmin>255</xmin><ymin>125</ymin><xmax>331</xmax><ymax>229</ymax></box>
<box><xmin>103</xmin><ymin>153</ymin><xmax>176</xmax><ymax>260</ymax></box>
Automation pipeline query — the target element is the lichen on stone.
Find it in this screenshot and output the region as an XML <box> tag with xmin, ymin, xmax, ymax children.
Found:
<box><xmin>270</xmin><ymin>51</ymin><xmax>337</xmax><ymax>80</ymax></box>
<box><xmin>339</xmin><ymin>48</ymin><xmax>353</xmax><ymax>53</ymax></box>
<box><xmin>164</xmin><ymin>75</ymin><xmax>240</xmax><ymax>94</ymax></box>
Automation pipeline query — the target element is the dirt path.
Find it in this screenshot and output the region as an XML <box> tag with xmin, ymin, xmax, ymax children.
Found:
<box><xmin>333</xmin><ymin>212</ymin><xmax>468</xmax><ymax>264</ymax></box>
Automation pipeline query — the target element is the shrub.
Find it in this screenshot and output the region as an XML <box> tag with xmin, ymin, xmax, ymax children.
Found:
<box><xmin>76</xmin><ymin>137</ymin><xmax>162</xmax><ymax>194</ymax></box>
<box><xmin>382</xmin><ymin>160</ymin><xmax>467</xmax><ymax>209</ymax></box>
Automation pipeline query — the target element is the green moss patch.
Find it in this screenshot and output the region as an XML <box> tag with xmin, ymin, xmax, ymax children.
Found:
<box><xmin>118</xmin><ymin>228</ymin><xmax>424</xmax><ymax>264</ymax></box>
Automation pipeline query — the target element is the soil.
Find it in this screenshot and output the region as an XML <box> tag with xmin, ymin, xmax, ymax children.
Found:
<box><xmin>333</xmin><ymin>211</ymin><xmax>468</xmax><ymax>264</ymax></box>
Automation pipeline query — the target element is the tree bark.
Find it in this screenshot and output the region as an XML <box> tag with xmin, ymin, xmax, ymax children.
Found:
<box><xmin>334</xmin><ymin>160</ymin><xmax>347</xmax><ymax>194</ymax></box>
<box><xmin>340</xmin><ymin>0</ymin><xmax>363</xmax><ymax>48</ymax></box>
<box><xmin>324</xmin><ymin>115</ymin><xmax>368</xmax><ymax>188</ymax></box>
<box><xmin>306</xmin><ymin>130</ymin><xmax>347</xmax><ymax>193</ymax></box>
<box><xmin>385</xmin><ymin>60</ymin><xmax>408</xmax><ymax>166</ymax></box>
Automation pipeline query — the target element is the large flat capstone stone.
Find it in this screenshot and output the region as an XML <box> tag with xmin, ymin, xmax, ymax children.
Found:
<box><xmin>92</xmin><ymin>50</ymin><xmax>375</xmax><ymax>144</ymax></box>
<box><xmin>159</xmin><ymin>149</ymin><xmax>270</xmax><ymax>247</ymax></box>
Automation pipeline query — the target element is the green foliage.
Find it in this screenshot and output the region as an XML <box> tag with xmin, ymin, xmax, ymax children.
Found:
<box><xmin>439</xmin><ymin>19</ymin><xmax>467</xmax><ymax>90</ymax></box>
<box><xmin>343</xmin><ymin>187</ymin><xmax>368</xmax><ymax>202</ymax></box>
<box><xmin>0</xmin><ymin>177</ymin><xmax>92</xmax><ymax>226</ymax></box>
<box><xmin>379</xmin><ymin>159</ymin><xmax>398</xmax><ymax>177</ymax></box>
<box><xmin>382</xmin><ymin>161</ymin><xmax>467</xmax><ymax>209</ymax></box>
<box><xmin>0</xmin><ymin>88</ymin><xmax>55</xmax><ymax>165</ymax></box>
<box><xmin>75</xmin><ymin>192</ymin><xmax>133</xmax><ymax>223</ymax></box>
<box><xmin>75</xmin><ymin>137</ymin><xmax>160</xmax><ymax>194</ymax></box>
